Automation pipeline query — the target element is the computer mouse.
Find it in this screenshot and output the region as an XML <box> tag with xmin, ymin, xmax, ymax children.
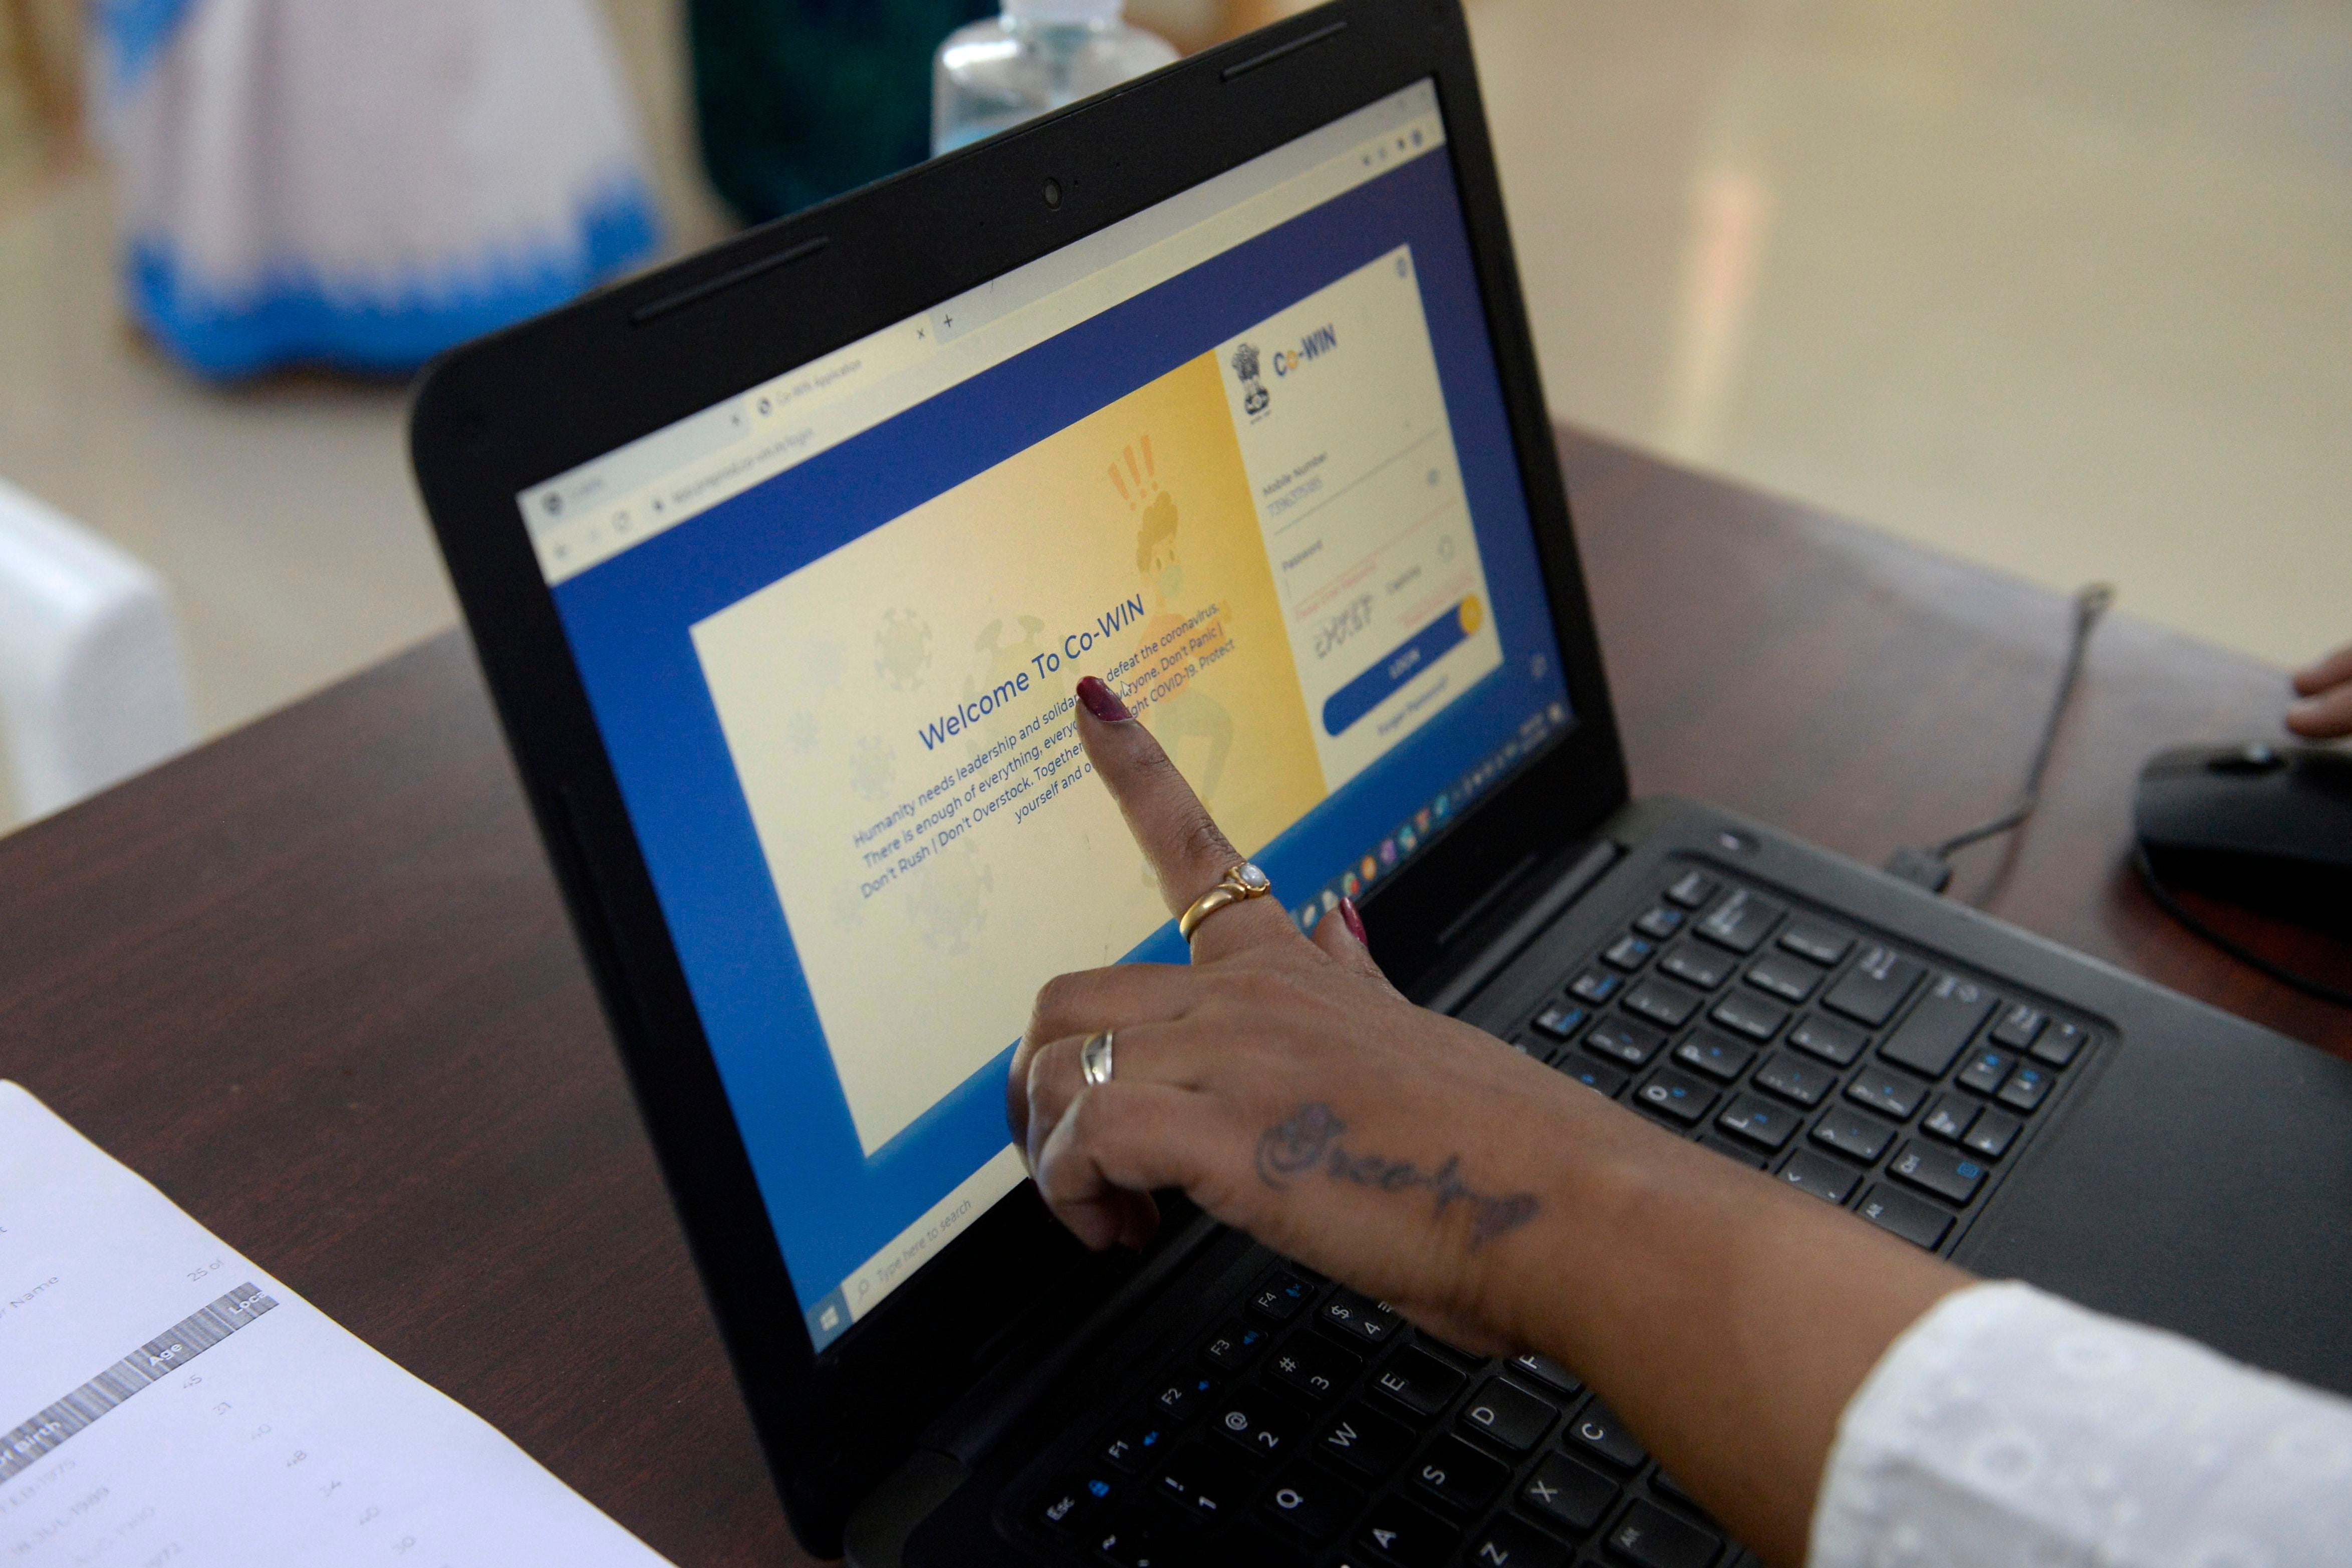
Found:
<box><xmin>2135</xmin><ymin>741</ymin><xmax>2352</xmax><ymax>930</ymax></box>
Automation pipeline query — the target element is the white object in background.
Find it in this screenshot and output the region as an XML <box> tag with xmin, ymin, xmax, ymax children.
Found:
<box><xmin>94</xmin><ymin>0</ymin><xmax>663</xmax><ymax>378</ymax></box>
<box><xmin>0</xmin><ymin>1081</ymin><xmax>676</xmax><ymax>1565</ymax></box>
<box><xmin>0</xmin><ymin>478</ymin><xmax>194</xmax><ymax>821</ymax></box>
<box><xmin>934</xmin><ymin>0</ymin><xmax>1179</xmax><ymax>155</ymax></box>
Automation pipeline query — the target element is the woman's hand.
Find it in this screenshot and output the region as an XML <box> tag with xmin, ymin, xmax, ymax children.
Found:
<box><xmin>1010</xmin><ymin>675</ymin><xmax>1972</xmax><ymax>1568</ymax></box>
<box><xmin>2288</xmin><ymin>641</ymin><xmax>2352</xmax><ymax>739</ymax></box>
<box><xmin>1006</xmin><ymin>677</ymin><xmax>1604</xmax><ymax>1350</ymax></box>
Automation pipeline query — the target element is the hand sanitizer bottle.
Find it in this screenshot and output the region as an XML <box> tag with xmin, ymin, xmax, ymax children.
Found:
<box><xmin>933</xmin><ymin>0</ymin><xmax>1179</xmax><ymax>156</ymax></box>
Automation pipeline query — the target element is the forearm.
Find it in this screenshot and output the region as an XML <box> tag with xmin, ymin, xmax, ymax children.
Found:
<box><xmin>1476</xmin><ymin>1093</ymin><xmax>1969</xmax><ymax>1567</ymax></box>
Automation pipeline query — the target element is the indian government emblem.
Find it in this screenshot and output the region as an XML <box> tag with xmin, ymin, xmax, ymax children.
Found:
<box><xmin>1231</xmin><ymin>342</ymin><xmax>1270</xmax><ymax>417</ymax></box>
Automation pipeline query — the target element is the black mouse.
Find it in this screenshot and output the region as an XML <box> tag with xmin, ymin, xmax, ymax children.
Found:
<box><xmin>2136</xmin><ymin>742</ymin><xmax>2352</xmax><ymax>930</ymax></box>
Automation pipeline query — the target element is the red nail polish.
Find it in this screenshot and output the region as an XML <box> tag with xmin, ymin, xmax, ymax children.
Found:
<box><xmin>1339</xmin><ymin>897</ymin><xmax>1368</xmax><ymax>945</ymax></box>
<box><xmin>1076</xmin><ymin>676</ymin><xmax>1131</xmax><ymax>722</ymax></box>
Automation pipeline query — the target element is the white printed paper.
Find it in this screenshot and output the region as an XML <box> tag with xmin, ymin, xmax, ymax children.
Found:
<box><xmin>0</xmin><ymin>1082</ymin><xmax>672</xmax><ymax>1566</ymax></box>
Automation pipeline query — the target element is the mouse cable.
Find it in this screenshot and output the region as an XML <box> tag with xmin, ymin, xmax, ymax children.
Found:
<box><xmin>1885</xmin><ymin>582</ymin><xmax>2116</xmax><ymax>895</ymax></box>
<box><xmin>2131</xmin><ymin>844</ymin><xmax>2352</xmax><ymax>1008</ymax></box>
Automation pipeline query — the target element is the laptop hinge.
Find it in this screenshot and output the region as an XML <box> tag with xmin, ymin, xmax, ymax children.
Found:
<box><xmin>1423</xmin><ymin>838</ymin><xmax>1623</xmax><ymax>1016</ymax></box>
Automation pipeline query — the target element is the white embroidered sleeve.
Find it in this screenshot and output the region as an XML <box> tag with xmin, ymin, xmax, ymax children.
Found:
<box><xmin>1809</xmin><ymin>1280</ymin><xmax>2352</xmax><ymax>1568</ymax></box>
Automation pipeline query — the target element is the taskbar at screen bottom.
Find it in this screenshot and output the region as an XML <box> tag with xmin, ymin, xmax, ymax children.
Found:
<box><xmin>804</xmin><ymin>1142</ymin><xmax>1030</xmax><ymax>1350</ymax></box>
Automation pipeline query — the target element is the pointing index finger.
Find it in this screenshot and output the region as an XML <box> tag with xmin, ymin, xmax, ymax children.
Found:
<box><xmin>1075</xmin><ymin>676</ymin><xmax>1291</xmax><ymax>960</ymax></box>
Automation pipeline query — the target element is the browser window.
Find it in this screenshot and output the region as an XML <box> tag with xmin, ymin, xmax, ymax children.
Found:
<box><xmin>520</xmin><ymin>81</ymin><xmax>1572</xmax><ymax>1348</ymax></box>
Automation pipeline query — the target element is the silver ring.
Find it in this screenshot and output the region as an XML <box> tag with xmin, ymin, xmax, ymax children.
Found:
<box><xmin>1080</xmin><ymin>1030</ymin><xmax>1116</xmax><ymax>1088</ymax></box>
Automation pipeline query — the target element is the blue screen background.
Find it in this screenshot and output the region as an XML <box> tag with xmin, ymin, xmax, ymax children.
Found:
<box><xmin>547</xmin><ymin>146</ymin><xmax>1570</xmax><ymax>1333</ymax></box>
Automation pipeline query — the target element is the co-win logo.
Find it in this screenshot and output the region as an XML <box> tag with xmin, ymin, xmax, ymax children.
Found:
<box><xmin>1271</xmin><ymin>324</ymin><xmax>1338</xmax><ymax>376</ymax></box>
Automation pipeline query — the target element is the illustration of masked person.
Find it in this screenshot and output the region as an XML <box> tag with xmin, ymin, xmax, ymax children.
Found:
<box><xmin>1134</xmin><ymin>491</ymin><xmax>1235</xmax><ymax>804</ymax></box>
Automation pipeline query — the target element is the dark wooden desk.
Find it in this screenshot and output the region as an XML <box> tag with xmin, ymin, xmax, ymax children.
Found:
<box><xmin>1</xmin><ymin>429</ymin><xmax>2342</xmax><ymax>1566</ymax></box>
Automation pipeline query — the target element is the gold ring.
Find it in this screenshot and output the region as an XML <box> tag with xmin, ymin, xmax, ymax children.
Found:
<box><xmin>1178</xmin><ymin>861</ymin><xmax>1272</xmax><ymax>942</ymax></box>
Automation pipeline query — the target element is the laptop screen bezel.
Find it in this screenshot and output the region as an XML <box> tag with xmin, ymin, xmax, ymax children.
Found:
<box><xmin>407</xmin><ymin>0</ymin><xmax>1629</xmax><ymax>1552</ymax></box>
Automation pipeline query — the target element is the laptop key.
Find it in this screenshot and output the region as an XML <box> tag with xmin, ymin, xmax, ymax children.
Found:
<box><xmin>1356</xmin><ymin>1494</ymin><xmax>1459</xmax><ymax>1568</ymax></box>
<box><xmin>1531</xmin><ymin>1004</ymin><xmax>1588</xmax><ymax>1041</ymax></box>
<box><xmin>1624</xmin><ymin>979</ymin><xmax>1703</xmax><ymax>1029</ymax></box>
<box><xmin>1822</xmin><ymin>945</ymin><xmax>1925</xmax><ymax>1027</ymax></box>
<box><xmin>1665</xmin><ymin>870</ymin><xmax>1717</xmax><ymax>908</ymax></box>
<box><xmin>1788</xmin><ymin>1013</ymin><xmax>1868</xmax><ymax>1068</ymax></box>
<box><xmin>1570</xmin><ymin>969</ymin><xmax>1624</xmax><ymax>1005</ymax></box>
<box><xmin>1963</xmin><ymin>1110</ymin><xmax>2022</xmax><ymax>1160</ymax></box>
<box><xmin>1316</xmin><ymin>1401</ymin><xmax>1416</xmax><ymax>1480</ymax></box>
<box><xmin>1204</xmin><ymin>1320</ymin><xmax>1271</xmax><ymax>1371</ymax></box>
<box><xmin>1213</xmin><ymin>1390</ymin><xmax>1306</xmax><ymax>1462</ymax></box>
<box><xmin>1558</xmin><ymin>1058</ymin><xmax>1631</xmax><ymax>1098</ymax></box>
<box><xmin>1509</xmin><ymin>1351</ymin><xmax>1583</xmax><ymax>1397</ymax></box>
<box><xmin>1412</xmin><ymin>1434</ymin><xmax>1510</xmax><ymax>1513</ymax></box>
<box><xmin>1605</xmin><ymin>934</ymin><xmax>1658</xmax><ymax>971</ymax></box>
<box><xmin>1092</xmin><ymin>1506</ymin><xmax>1170</xmax><ymax>1567</ymax></box>
<box><xmin>1635</xmin><ymin>905</ymin><xmax>1687</xmax><ymax>940</ymax></box>
<box><xmin>1744</xmin><ymin>951</ymin><xmax>1823</xmax><ymax>1003</ymax></box>
<box><xmin>1990</xmin><ymin>1002</ymin><xmax>2046</xmax><ymax>1051</ymax></box>
<box><xmin>1858</xmin><ymin>1184</ymin><xmax>1953</xmax><ymax>1249</ymax></box>
<box><xmin>1716</xmin><ymin>1094</ymin><xmax>1800</xmax><ymax>1152</ymax></box>
<box><xmin>1458</xmin><ymin>1377</ymin><xmax>1558</xmax><ymax>1452</ymax></box>
<box><xmin>1370</xmin><ymin>1346</ymin><xmax>1463</xmax><ymax>1418</ymax></box>
<box><xmin>1812</xmin><ymin>1106</ymin><xmax>1896</xmax><ymax>1163</ymax></box>
<box><xmin>1956</xmin><ymin>1047</ymin><xmax>2015</xmax><ymax>1096</ymax></box>
<box><xmin>1250</xmin><ymin>1270</ymin><xmax>1315</xmax><ymax>1322</ymax></box>
<box><xmin>1673</xmin><ymin>1029</ymin><xmax>1754</xmax><ymax>1082</ymax></box>
<box><xmin>1039</xmin><ymin>1470</ymin><xmax>1118</xmax><ymax>1531</ymax></box>
<box><xmin>1846</xmin><ymin>1065</ymin><xmax>1926</xmax><ymax>1121</ymax></box>
<box><xmin>1605</xmin><ymin>1498</ymin><xmax>1722</xmax><ymax>1568</ymax></box>
<box><xmin>1658</xmin><ymin>943</ymin><xmax>1735</xmax><ymax>989</ymax></box>
<box><xmin>1878</xmin><ymin>975</ymin><xmax>1998</xmax><ymax>1080</ymax></box>
<box><xmin>1697</xmin><ymin>889</ymin><xmax>1784</xmax><ymax>954</ymax></box>
<box><xmin>1634</xmin><ymin>1068</ymin><xmax>1716</xmax><ymax>1126</ymax></box>
<box><xmin>1584</xmin><ymin>1017</ymin><xmax>1666</xmax><ymax>1068</ymax></box>
<box><xmin>1104</xmin><ymin>1410</ymin><xmax>1178</xmax><ymax>1473</ymax></box>
<box><xmin>1920</xmin><ymin>1095</ymin><xmax>1978</xmax><ymax>1143</ymax></box>
<box><xmin>1889</xmin><ymin>1140</ymin><xmax>1988</xmax><ymax>1205</ymax></box>
<box><xmin>2034</xmin><ymin>1020</ymin><xmax>2088</xmax><ymax>1067</ymax></box>
<box><xmin>1462</xmin><ymin>1512</ymin><xmax>1573</xmax><ymax>1568</ymax></box>
<box><xmin>1322</xmin><ymin>1288</ymin><xmax>1403</xmax><ymax>1348</ymax></box>
<box><xmin>1998</xmin><ymin>1064</ymin><xmax>2054</xmax><ymax>1112</ymax></box>
<box><xmin>1709</xmin><ymin>990</ymin><xmax>1788</xmax><ymax>1042</ymax></box>
<box><xmin>1267</xmin><ymin>1338</ymin><xmax>1360</xmax><ymax>1406</ymax></box>
<box><xmin>1260</xmin><ymin>1464</ymin><xmax>1366</xmax><ymax>1544</ymax></box>
<box><xmin>1154</xmin><ymin>1441</ymin><xmax>1253</xmax><ymax>1523</ymax></box>
<box><xmin>1752</xmin><ymin>1051</ymin><xmax>1834</xmax><ymax>1107</ymax></box>
<box><xmin>1565</xmin><ymin>1401</ymin><xmax>1648</xmax><ymax>1469</ymax></box>
<box><xmin>1520</xmin><ymin>1451</ymin><xmax>1619</xmax><ymax>1533</ymax></box>
<box><xmin>1777</xmin><ymin>1148</ymin><xmax>1860</xmax><ymax>1205</ymax></box>
<box><xmin>1779</xmin><ymin>921</ymin><xmax>1855</xmax><ymax>966</ymax></box>
<box><xmin>1149</xmin><ymin>1367</ymin><xmax>1222</xmax><ymax>1420</ymax></box>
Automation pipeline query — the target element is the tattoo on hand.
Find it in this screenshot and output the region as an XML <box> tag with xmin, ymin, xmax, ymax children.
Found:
<box><xmin>1254</xmin><ymin>1103</ymin><xmax>1538</xmax><ymax>1247</ymax></box>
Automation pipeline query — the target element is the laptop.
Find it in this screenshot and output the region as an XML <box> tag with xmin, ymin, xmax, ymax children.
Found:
<box><xmin>407</xmin><ymin>3</ymin><xmax>2352</xmax><ymax>1562</ymax></box>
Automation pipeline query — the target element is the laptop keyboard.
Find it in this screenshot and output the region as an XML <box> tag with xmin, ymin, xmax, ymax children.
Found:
<box><xmin>1016</xmin><ymin>860</ymin><xmax>2099</xmax><ymax>1567</ymax></box>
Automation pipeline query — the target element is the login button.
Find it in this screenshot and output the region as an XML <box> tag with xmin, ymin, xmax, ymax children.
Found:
<box><xmin>1322</xmin><ymin>597</ymin><xmax>1482</xmax><ymax>737</ymax></box>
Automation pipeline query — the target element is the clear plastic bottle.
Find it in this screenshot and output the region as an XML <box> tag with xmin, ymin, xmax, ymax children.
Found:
<box><xmin>932</xmin><ymin>0</ymin><xmax>1179</xmax><ymax>156</ymax></box>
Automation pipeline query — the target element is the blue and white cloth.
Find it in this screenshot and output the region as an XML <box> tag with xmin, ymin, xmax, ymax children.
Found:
<box><xmin>94</xmin><ymin>0</ymin><xmax>662</xmax><ymax>378</ymax></box>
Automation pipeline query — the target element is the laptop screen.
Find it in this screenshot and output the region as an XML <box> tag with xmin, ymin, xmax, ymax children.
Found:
<box><xmin>516</xmin><ymin>80</ymin><xmax>1571</xmax><ymax>1350</ymax></box>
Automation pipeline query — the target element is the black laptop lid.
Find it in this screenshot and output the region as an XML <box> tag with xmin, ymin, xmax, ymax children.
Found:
<box><xmin>409</xmin><ymin>2</ymin><xmax>1626</xmax><ymax>1551</ymax></box>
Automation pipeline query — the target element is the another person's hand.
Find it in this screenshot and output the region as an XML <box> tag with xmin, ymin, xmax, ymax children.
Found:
<box><xmin>1010</xmin><ymin>675</ymin><xmax>1969</xmax><ymax>1567</ymax></box>
<box><xmin>2288</xmin><ymin>641</ymin><xmax>2352</xmax><ymax>739</ymax></box>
